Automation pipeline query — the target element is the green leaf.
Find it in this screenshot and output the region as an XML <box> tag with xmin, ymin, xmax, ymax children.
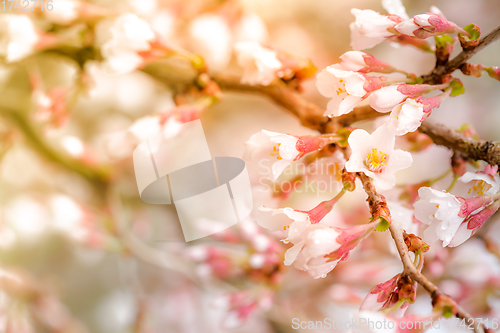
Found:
<box><xmin>435</xmin><ymin>34</ymin><xmax>454</xmax><ymax>48</ymax></box>
<box><xmin>450</xmin><ymin>79</ymin><xmax>465</xmax><ymax>97</ymax></box>
<box><xmin>375</xmin><ymin>218</ymin><xmax>390</xmax><ymax>232</ymax></box>
<box><xmin>464</xmin><ymin>24</ymin><xmax>481</xmax><ymax>41</ymax></box>
<box><xmin>443</xmin><ymin>305</ymin><xmax>454</xmax><ymax>318</ymax></box>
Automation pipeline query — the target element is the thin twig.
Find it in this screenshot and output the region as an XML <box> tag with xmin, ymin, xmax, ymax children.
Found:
<box><xmin>422</xmin><ymin>24</ymin><xmax>500</xmax><ymax>83</ymax></box>
<box><xmin>358</xmin><ymin>174</ymin><xmax>487</xmax><ymax>333</ymax></box>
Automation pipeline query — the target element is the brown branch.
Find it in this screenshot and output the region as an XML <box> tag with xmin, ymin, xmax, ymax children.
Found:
<box><xmin>358</xmin><ymin>174</ymin><xmax>488</xmax><ymax>333</ymax></box>
<box><xmin>419</xmin><ymin>122</ymin><xmax>500</xmax><ymax>167</ymax></box>
<box><xmin>213</xmin><ymin>74</ymin><xmax>500</xmax><ymax>169</ymax></box>
<box><xmin>422</xmin><ymin>24</ymin><xmax>500</xmax><ymax>83</ymax></box>
<box><xmin>212</xmin><ymin>74</ymin><xmax>381</xmax><ymax>133</ymax></box>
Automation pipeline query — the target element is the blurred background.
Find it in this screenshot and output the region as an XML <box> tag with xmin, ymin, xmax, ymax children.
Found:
<box><xmin>1</xmin><ymin>0</ymin><xmax>500</xmax><ymax>332</ymax></box>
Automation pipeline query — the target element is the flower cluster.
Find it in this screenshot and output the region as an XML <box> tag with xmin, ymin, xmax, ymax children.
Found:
<box><xmin>414</xmin><ymin>165</ymin><xmax>500</xmax><ymax>247</ymax></box>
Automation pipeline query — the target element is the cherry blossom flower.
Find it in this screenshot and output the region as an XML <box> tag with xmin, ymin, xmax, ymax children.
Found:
<box><xmin>257</xmin><ymin>207</ymin><xmax>311</xmax><ymax>243</ymax></box>
<box><xmin>0</xmin><ymin>15</ymin><xmax>39</xmax><ymax>63</ymax></box>
<box><xmin>414</xmin><ymin>187</ymin><xmax>464</xmax><ymax>247</ymax></box>
<box><xmin>414</xmin><ymin>182</ymin><xmax>500</xmax><ymax>247</ymax></box>
<box><xmin>257</xmin><ymin>188</ymin><xmax>347</xmax><ymax>244</ymax></box>
<box><xmin>316</xmin><ymin>64</ymin><xmax>370</xmax><ymax>117</ymax></box>
<box><xmin>395</xmin><ymin>13</ymin><xmax>459</xmax><ymax>39</ymax></box>
<box><xmin>284</xmin><ymin>224</ymin><xmax>342</xmax><ymax>278</ymax></box>
<box><xmin>234</xmin><ymin>41</ymin><xmax>282</xmax><ymax>86</ymax></box>
<box><xmin>243</xmin><ymin>130</ymin><xmax>332</xmax><ymax>181</ymax></box>
<box><xmin>345</xmin><ymin>124</ymin><xmax>412</xmax><ymax>190</ymax></box>
<box><xmin>369</xmin><ymin>83</ymin><xmax>449</xmax><ymax>112</ymax></box>
<box><xmin>285</xmin><ymin>221</ymin><xmax>378</xmax><ymax>279</ymax></box>
<box><xmin>360</xmin><ymin>274</ymin><xmax>412</xmax><ymax>318</ymax></box>
<box><xmin>349</xmin><ymin>9</ymin><xmax>401</xmax><ymax>50</ymax></box>
<box><xmin>340</xmin><ymin>51</ymin><xmax>400</xmax><ymax>74</ymax></box>
<box><xmin>460</xmin><ymin>164</ymin><xmax>500</xmax><ymax>196</ymax></box>
<box><xmin>95</xmin><ymin>14</ymin><xmax>155</xmax><ymax>75</ymax></box>
<box><xmin>388</xmin><ymin>98</ymin><xmax>426</xmax><ymax>135</ymax></box>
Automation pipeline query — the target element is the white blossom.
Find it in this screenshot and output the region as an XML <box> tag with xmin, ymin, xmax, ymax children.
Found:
<box><xmin>316</xmin><ymin>64</ymin><xmax>367</xmax><ymax>117</ymax></box>
<box><xmin>284</xmin><ymin>223</ymin><xmax>342</xmax><ymax>279</ymax></box>
<box><xmin>95</xmin><ymin>14</ymin><xmax>155</xmax><ymax>75</ymax></box>
<box><xmin>234</xmin><ymin>41</ymin><xmax>282</xmax><ymax>86</ymax></box>
<box><xmin>0</xmin><ymin>15</ymin><xmax>39</xmax><ymax>63</ymax></box>
<box><xmin>257</xmin><ymin>206</ymin><xmax>311</xmax><ymax>243</ymax></box>
<box><xmin>460</xmin><ymin>168</ymin><xmax>500</xmax><ymax>196</ymax></box>
<box><xmin>369</xmin><ymin>85</ymin><xmax>408</xmax><ymax>113</ymax></box>
<box><xmin>388</xmin><ymin>98</ymin><xmax>426</xmax><ymax>135</ymax></box>
<box><xmin>413</xmin><ymin>187</ymin><xmax>464</xmax><ymax>247</ymax></box>
<box><xmin>345</xmin><ymin>124</ymin><xmax>412</xmax><ymax>190</ymax></box>
<box><xmin>349</xmin><ymin>9</ymin><xmax>396</xmax><ymax>50</ymax></box>
<box><xmin>243</xmin><ymin>130</ymin><xmax>300</xmax><ymax>181</ymax></box>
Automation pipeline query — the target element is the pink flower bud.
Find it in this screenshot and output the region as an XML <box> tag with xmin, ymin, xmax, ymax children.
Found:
<box><xmin>340</xmin><ymin>51</ymin><xmax>398</xmax><ymax>73</ymax></box>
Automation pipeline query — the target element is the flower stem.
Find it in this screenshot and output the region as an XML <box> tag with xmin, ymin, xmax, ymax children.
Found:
<box><xmin>446</xmin><ymin>174</ymin><xmax>459</xmax><ymax>192</ymax></box>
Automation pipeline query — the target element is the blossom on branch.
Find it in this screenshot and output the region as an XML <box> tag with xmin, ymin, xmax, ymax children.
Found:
<box><xmin>414</xmin><ymin>181</ymin><xmax>500</xmax><ymax>247</ymax></box>
<box><xmin>345</xmin><ymin>124</ymin><xmax>412</xmax><ymax>190</ymax></box>
<box><xmin>285</xmin><ymin>221</ymin><xmax>378</xmax><ymax>279</ymax></box>
<box><xmin>460</xmin><ymin>164</ymin><xmax>500</xmax><ymax>196</ymax></box>
<box><xmin>316</xmin><ymin>64</ymin><xmax>391</xmax><ymax>117</ymax></box>
<box><xmin>349</xmin><ymin>9</ymin><xmax>402</xmax><ymax>50</ymax></box>
<box><xmin>340</xmin><ymin>51</ymin><xmax>401</xmax><ymax>74</ymax></box>
<box><xmin>395</xmin><ymin>13</ymin><xmax>459</xmax><ymax>39</ymax></box>
<box><xmin>244</xmin><ymin>130</ymin><xmax>332</xmax><ymax>181</ymax></box>
<box><xmin>234</xmin><ymin>41</ymin><xmax>282</xmax><ymax>86</ymax></box>
<box><xmin>95</xmin><ymin>14</ymin><xmax>156</xmax><ymax>75</ymax></box>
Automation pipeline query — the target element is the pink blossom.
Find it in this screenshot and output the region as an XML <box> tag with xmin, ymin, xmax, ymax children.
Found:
<box><xmin>395</xmin><ymin>13</ymin><xmax>459</xmax><ymax>39</ymax></box>
<box><xmin>360</xmin><ymin>274</ymin><xmax>411</xmax><ymax>318</ymax></box>
<box><xmin>340</xmin><ymin>51</ymin><xmax>399</xmax><ymax>73</ymax></box>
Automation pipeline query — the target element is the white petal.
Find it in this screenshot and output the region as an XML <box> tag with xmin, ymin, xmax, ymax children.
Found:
<box><xmin>337</xmin><ymin>95</ymin><xmax>363</xmax><ymax>116</ymax></box>
<box><xmin>382</xmin><ymin>0</ymin><xmax>409</xmax><ymax>20</ymax></box>
<box><xmin>349</xmin><ymin>22</ymin><xmax>386</xmax><ymax>50</ymax></box>
<box><xmin>339</xmin><ymin>51</ymin><xmax>367</xmax><ymax>71</ymax></box>
<box><xmin>369</xmin><ymin>86</ymin><xmax>407</xmax><ymax>112</ymax></box>
<box><xmin>303</xmin><ymin>228</ymin><xmax>341</xmax><ymax>257</ymax></box>
<box><xmin>448</xmin><ymin>223</ymin><xmax>473</xmax><ymax>247</ymax></box>
<box><xmin>316</xmin><ymin>67</ymin><xmax>341</xmax><ymax>98</ymax></box>
<box><xmin>394</xmin><ymin>19</ymin><xmax>420</xmax><ymax>36</ymax></box>
<box><xmin>284</xmin><ymin>241</ymin><xmax>305</xmax><ymax>265</ymax></box>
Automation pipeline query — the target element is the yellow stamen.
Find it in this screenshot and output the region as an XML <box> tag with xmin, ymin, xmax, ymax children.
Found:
<box><xmin>336</xmin><ymin>87</ymin><xmax>347</xmax><ymax>95</ymax></box>
<box><xmin>469</xmin><ymin>180</ymin><xmax>491</xmax><ymax>196</ymax></box>
<box><xmin>270</xmin><ymin>143</ymin><xmax>283</xmax><ymax>160</ymax></box>
<box><xmin>365</xmin><ymin>148</ymin><xmax>388</xmax><ymax>172</ymax></box>
<box><xmin>283</xmin><ymin>225</ymin><xmax>289</xmax><ymax>230</ymax></box>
